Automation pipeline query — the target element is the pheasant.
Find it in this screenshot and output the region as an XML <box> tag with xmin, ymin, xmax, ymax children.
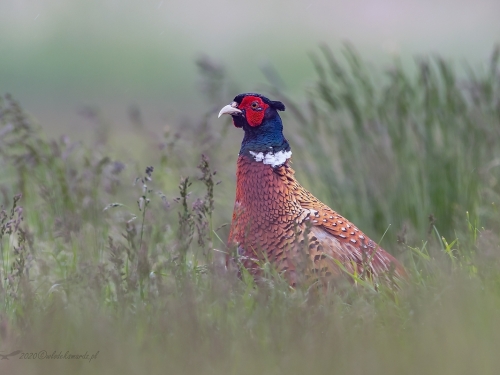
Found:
<box><xmin>218</xmin><ymin>93</ymin><xmax>406</xmax><ymax>288</ymax></box>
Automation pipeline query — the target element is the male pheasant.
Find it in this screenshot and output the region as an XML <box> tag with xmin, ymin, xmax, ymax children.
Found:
<box><xmin>219</xmin><ymin>93</ymin><xmax>406</xmax><ymax>288</ymax></box>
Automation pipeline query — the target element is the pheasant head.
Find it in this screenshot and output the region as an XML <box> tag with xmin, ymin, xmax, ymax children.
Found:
<box><xmin>219</xmin><ymin>93</ymin><xmax>291</xmax><ymax>166</ymax></box>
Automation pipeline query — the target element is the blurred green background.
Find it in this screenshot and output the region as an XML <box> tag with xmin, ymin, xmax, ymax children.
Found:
<box><xmin>1</xmin><ymin>0</ymin><xmax>499</xmax><ymax>136</ymax></box>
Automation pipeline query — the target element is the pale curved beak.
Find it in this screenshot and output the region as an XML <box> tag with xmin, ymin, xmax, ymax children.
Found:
<box><xmin>218</xmin><ymin>102</ymin><xmax>242</xmax><ymax>118</ymax></box>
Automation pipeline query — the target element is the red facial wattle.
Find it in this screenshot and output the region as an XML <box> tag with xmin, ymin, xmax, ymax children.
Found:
<box><xmin>238</xmin><ymin>96</ymin><xmax>269</xmax><ymax>127</ymax></box>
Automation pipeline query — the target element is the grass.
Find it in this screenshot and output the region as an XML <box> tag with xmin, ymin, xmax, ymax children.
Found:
<box><xmin>0</xmin><ymin>46</ymin><xmax>500</xmax><ymax>374</ymax></box>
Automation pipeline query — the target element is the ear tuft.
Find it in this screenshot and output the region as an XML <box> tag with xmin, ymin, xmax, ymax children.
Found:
<box><xmin>270</xmin><ymin>100</ymin><xmax>285</xmax><ymax>111</ymax></box>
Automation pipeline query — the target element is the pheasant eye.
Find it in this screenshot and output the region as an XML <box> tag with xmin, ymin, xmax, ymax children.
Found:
<box><xmin>251</xmin><ymin>101</ymin><xmax>259</xmax><ymax>109</ymax></box>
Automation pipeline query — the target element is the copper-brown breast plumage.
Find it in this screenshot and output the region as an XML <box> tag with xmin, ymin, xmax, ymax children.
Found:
<box><xmin>228</xmin><ymin>155</ymin><xmax>406</xmax><ymax>287</ymax></box>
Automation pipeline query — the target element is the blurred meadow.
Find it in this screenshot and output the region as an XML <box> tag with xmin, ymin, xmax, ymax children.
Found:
<box><xmin>1</xmin><ymin>1</ymin><xmax>500</xmax><ymax>374</ymax></box>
